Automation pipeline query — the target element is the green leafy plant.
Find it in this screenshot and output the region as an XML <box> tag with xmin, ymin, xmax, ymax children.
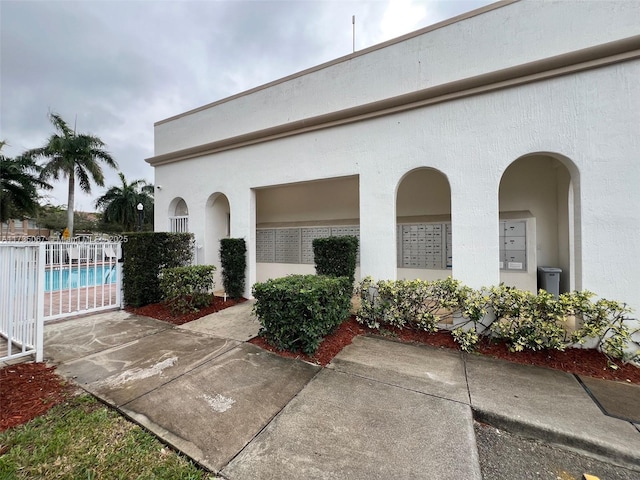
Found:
<box><xmin>566</xmin><ymin>292</ymin><xmax>640</xmax><ymax>366</ymax></box>
<box><xmin>220</xmin><ymin>238</ymin><xmax>247</xmax><ymax>298</ymax></box>
<box><xmin>488</xmin><ymin>286</ymin><xmax>567</xmax><ymax>352</ymax></box>
<box><xmin>356</xmin><ymin>276</ymin><xmax>463</xmax><ymax>332</ymax></box>
<box><xmin>123</xmin><ymin>232</ymin><xmax>194</xmax><ymax>307</ymax></box>
<box><xmin>355</xmin><ymin>277</ymin><xmax>639</xmax><ymax>364</ymax></box>
<box><xmin>313</xmin><ymin>236</ymin><xmax>358</xmax><ymax>285</ymax></box>
<box><xmin>451</xmin><ymin>327</ymin><xmax>480</xmax><ymax>352</ymax></box>
<box><xmin>252</xmin><ymin>274</ymin><xmax>352</xmax><ymax>355</ymax></box>
<box><xmin>160</xmin><ymin>265</ymin><xmax>216</xmax><ymax>314</ymax></box>
<box><xmin>356</xmin><ymin>276</ymin><xmax>491</xmax><ymax>340</ymax></box>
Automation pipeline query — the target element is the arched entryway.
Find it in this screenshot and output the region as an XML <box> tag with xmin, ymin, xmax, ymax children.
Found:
<box><xmin>396</xmin><ymin>167</ymin><xmax>452</xmax><ymax>280</ymax></box>
<box><xmin>205</xmin><ymin>193</ymin><xmax>231</xmax><ymax>289</ymax></box>
<box><xmin>499</xmin><ymin>153</ymin><xmax>581</xmax><ymax>293</ymax></box>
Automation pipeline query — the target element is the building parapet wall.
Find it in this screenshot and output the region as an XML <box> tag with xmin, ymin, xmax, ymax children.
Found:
<box><xmin>152</xmin><ymin>0</ymin><xmax>640</xmax><ymax>157</ymax></box>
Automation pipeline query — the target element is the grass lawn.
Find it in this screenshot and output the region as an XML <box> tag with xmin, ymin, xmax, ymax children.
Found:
<box><xmin>0</xmin><ymin>393</ymin><xmax>216</xmax><ymax>480</ymax></box>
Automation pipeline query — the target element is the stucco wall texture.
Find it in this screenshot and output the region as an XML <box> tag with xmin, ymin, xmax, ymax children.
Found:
<box><xmin>149</xmin><ymin>0</ymin><xmax>640</xmax><ymax>318</ymax></box>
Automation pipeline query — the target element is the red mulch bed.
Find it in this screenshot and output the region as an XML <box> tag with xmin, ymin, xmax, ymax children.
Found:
<box><xmin>125</xmin><ymin>295</ymin><xmax>247</xmax><ymax>325</ymax></box>
<box><xmin>0</xmin><ymin>363</ymin><xmax>75</xmax><ymax>432</ymax></box>
<box><xmin>249</xmin><ymin>317</ymin><xmax>369</xmax><ymax>366</ymax></box>
<box><xmin>250</xmin><ymin>317</ymin><xmax>640</xmax><ymax>384</ymax></box>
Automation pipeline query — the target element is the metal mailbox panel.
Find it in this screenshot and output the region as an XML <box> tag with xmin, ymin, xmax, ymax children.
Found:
<box><xmin>504</xmin><ymin>250</ymin><xmax>526</xmax><ymax>270</ymax></box>
<box><xmin>504</xmin><ymin>221</ymin><xmax>526</xmax><ymax>237</ymax></box>
<box><xmin>256</xmin><ymin>229</ymin><xmax>275</xmax><ymax>263</ymax></box>
<box><xmin>503</xmin><ymin>236</ymin><xmax>526</xmax><ymax>250</ymax></box>
<box><xmin>275</xmin><ymin>228</ymin><xmax>301</xmax><ymax>263</ymax></box>
<box><xmin>301</xmin><ymin>227</ymin><xmax>330</xmax><ymax>264</ymax></box>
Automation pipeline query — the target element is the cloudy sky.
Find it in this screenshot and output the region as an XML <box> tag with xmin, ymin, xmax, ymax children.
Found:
<box><xmin>1</xmin><ymin>0</ymin><xmax>492</xmax><ymax>212</ymax></box>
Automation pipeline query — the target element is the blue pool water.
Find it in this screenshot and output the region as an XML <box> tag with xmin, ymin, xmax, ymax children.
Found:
<box><xmin>45</xmin><ymin>265</ymin><xmax>118</xmax><ymax>292</ymax></box>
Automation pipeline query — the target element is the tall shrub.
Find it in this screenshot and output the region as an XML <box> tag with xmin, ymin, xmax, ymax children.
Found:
<box><xmin>123</xmin><ymin>232</ymin><xmax>194</xmax><ymax>307</ymax></box>
<box><xmin>220</xmin><ymin>238</ymin><xmax>246</xmax><ymax>298</ymax></box>
<box><xmin>313</xmin><ymin>235</ymin><xmax>358</xmax><ymax>285</ymax></box>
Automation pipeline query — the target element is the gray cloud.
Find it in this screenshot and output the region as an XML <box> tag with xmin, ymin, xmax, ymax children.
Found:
<box><xmin>1</xmin><ymin>0</ymin><xmax>492</xmax><ymax>209</ymax></box>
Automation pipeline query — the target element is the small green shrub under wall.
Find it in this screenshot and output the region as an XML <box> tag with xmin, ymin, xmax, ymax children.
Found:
<box><xmin>252</xmin><ymin>274</ymin><xmax>352</xmax><ymax>355</ymax></box>
<box><xmin>220</xmin><ymin>238</ymin><xmax>246</xmax><ymax>298</ymax></box>
<box><xmin>160</xmin><ymin>265</ymin><xmax>216</xmax><ymax>314</ymax></box>
<box><xmin>313</xmin><ymin>236</ymin><xmax>358</xmax><ymax>285</ymax></box>
<box><xmin>123</xmin><ymin>232</ymin><xmax>194</xmax><ymax>307</ymax></box>
<box><xmin>356</xmin><ymin>277</ymin><xmax>640</xmax><ymax>365</ymax></box>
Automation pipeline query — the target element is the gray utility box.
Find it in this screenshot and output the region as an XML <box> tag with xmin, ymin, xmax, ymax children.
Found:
<box><xmin>537</xmin><ymin>267</ymin><xmax>562</xmax><ymax>298</ymax></box>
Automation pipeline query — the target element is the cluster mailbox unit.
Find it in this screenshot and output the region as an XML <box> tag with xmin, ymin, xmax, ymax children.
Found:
<box><xmin>258</xmin><ymin>216</ymin><xmax>532</xmax><ymax>276</ymax></box>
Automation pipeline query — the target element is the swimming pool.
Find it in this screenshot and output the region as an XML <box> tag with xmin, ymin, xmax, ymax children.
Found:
<box><xmin>45</xmin><ymin>265</ymin><xmax>118</xmax><ymax>292</ymax></box>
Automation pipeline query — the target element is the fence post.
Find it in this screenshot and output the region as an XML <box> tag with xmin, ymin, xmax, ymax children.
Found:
<box><xmin>35</xmin><ymin>243</ymin><xmax>45</xmax><ymax>362</ymax></box>
<box><xmin>117</xmin><ymin>241</ymin><xmax>124</xmax><ymax>310</ymax></box>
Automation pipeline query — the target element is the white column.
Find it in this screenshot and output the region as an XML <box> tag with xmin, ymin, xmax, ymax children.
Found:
<box><xmin>449</xmin><ymin>171</ymin><xmax>500</xmax><ymax>289</ymax></box>
<box><xmin>580</xmin><ymin>163</ymin><xmax>640</xmax><ymax>317</ymax></box>
<box><xmin>359</xmin><ymin>171</ymin><xmax>397</xmax><ymax>281</ymax></box>
<box><xmin>232</xmin><ymin>188</ymin><xmax>257</xmax><ymax>298</ymax></box>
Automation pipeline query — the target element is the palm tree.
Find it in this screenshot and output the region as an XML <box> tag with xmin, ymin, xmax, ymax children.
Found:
<box><xmin>23</xmin><ymin>113</ymin><xmax>118</xmax><ymax>236</ymax></box>
<box><xmin>95</xmin><ymin>172</ymin><xmax>154</xmax><ymax>232</ymax></box>
<box><xmin>0</xmin><ymin>141</ymin><xmax>52</xmax><ymax>233</ymax></box>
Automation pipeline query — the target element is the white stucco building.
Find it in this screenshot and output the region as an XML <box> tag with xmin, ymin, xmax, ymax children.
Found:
<box><xmin>147</xmin><ymin>0</ymin><xmax>640</xmax><ymax>317</ymax></box>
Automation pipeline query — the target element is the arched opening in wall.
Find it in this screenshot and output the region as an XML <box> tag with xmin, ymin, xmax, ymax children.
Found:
<box><xmin>168</xmin><ymin>198</ymin><xmax>189</xmax><ymax>232</ymax></box>
<box><xmin>396</xmin><ymin>167</ymin><xmax>452</xmax><ymax>281</ymax></box>
<box><xmin>499</xmin><ymin>153</ymin><xmax>581</xmax><ymax>294</ymax></box>
<box><xmin>205</xmin><ymin>192</ymin><xmax>231</xmax><ymax>290</ymax></box>
<box><xmin>254</xmin><ymin>175</ymin><xmax>360</xmax><ymax>283</ymax></box>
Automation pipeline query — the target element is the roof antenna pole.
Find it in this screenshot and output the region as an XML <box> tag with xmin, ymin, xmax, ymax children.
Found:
<box><xmin>352</xmin><ymin>15</ymin><xmax>356</xmax><ymax>52</ymax></box>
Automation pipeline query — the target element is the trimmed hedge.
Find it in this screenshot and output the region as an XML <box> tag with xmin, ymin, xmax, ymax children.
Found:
<box><xmin>220</xmin><ymin>238</ymin><xmax>246</xmax><ymax>298</ymax></box>
<box><xmin>252</xmin><ymin>274</ymin><xmax>352</xmax><ymax>355</ymax></box>
<box><xmin>313</xmin><ymin>235</ymin><xmax>358</xmax><ymax>285</ymax></box>
<box><xmin>160</xmin><ymin>265</ymin><xmax>216</xmax><ymax>314</ymax></box>
<box><xmin>123</xmin><ymin>232</ymin><xmax>194</xmax><ymax>307</ymax></box>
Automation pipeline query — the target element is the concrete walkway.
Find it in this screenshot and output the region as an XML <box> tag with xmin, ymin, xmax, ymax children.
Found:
<box><xmin>41</xmin><ymin>303</ymin><xmax>640</xmax><ymax>478</ymax></box>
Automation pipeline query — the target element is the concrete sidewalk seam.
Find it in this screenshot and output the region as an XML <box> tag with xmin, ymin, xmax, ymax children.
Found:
<box><xmin>216</xmin><ymin>366</ymin><xmax>325</xmax><ymax>476</ymax></box>
<box><xmin>574</xmin><ymin>374</ymin><xmax>640</xmax><ymax>424</ymax></box>
<box><xmin>328</xmin><ymin>364</ymin><xmax>472</xmax><ymax>408</ymax></box>
<box><xmin>473</xmin><ymin>408</ymin><xmax>640</xmax><ymax>471</ymax></box>
<box><xmin>462</xmin><ymin>352</ymin><xmax>473</xmax><ymax>405</ymax></box>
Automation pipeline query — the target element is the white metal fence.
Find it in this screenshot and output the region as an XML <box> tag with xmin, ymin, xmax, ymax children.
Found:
<box><xmin>0</xmin><ymin>241</ymin><xmax>122</xmax><ymax>363</ymax></box>
<box><xmin>0</xmin><ymin>243</ymin><xmax>44</xmax><ymax>362</ymax></box>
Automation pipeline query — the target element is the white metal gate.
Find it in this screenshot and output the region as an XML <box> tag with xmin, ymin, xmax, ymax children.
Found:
<box><xmin>42</xmin><ymin>241</ymin><xmax>122</xmax><ymax>321</ymax></box>
<box><xmin>0</xmin><ymin>241</ymin><xmax>122</xmax><ymax>363</ymax></box>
